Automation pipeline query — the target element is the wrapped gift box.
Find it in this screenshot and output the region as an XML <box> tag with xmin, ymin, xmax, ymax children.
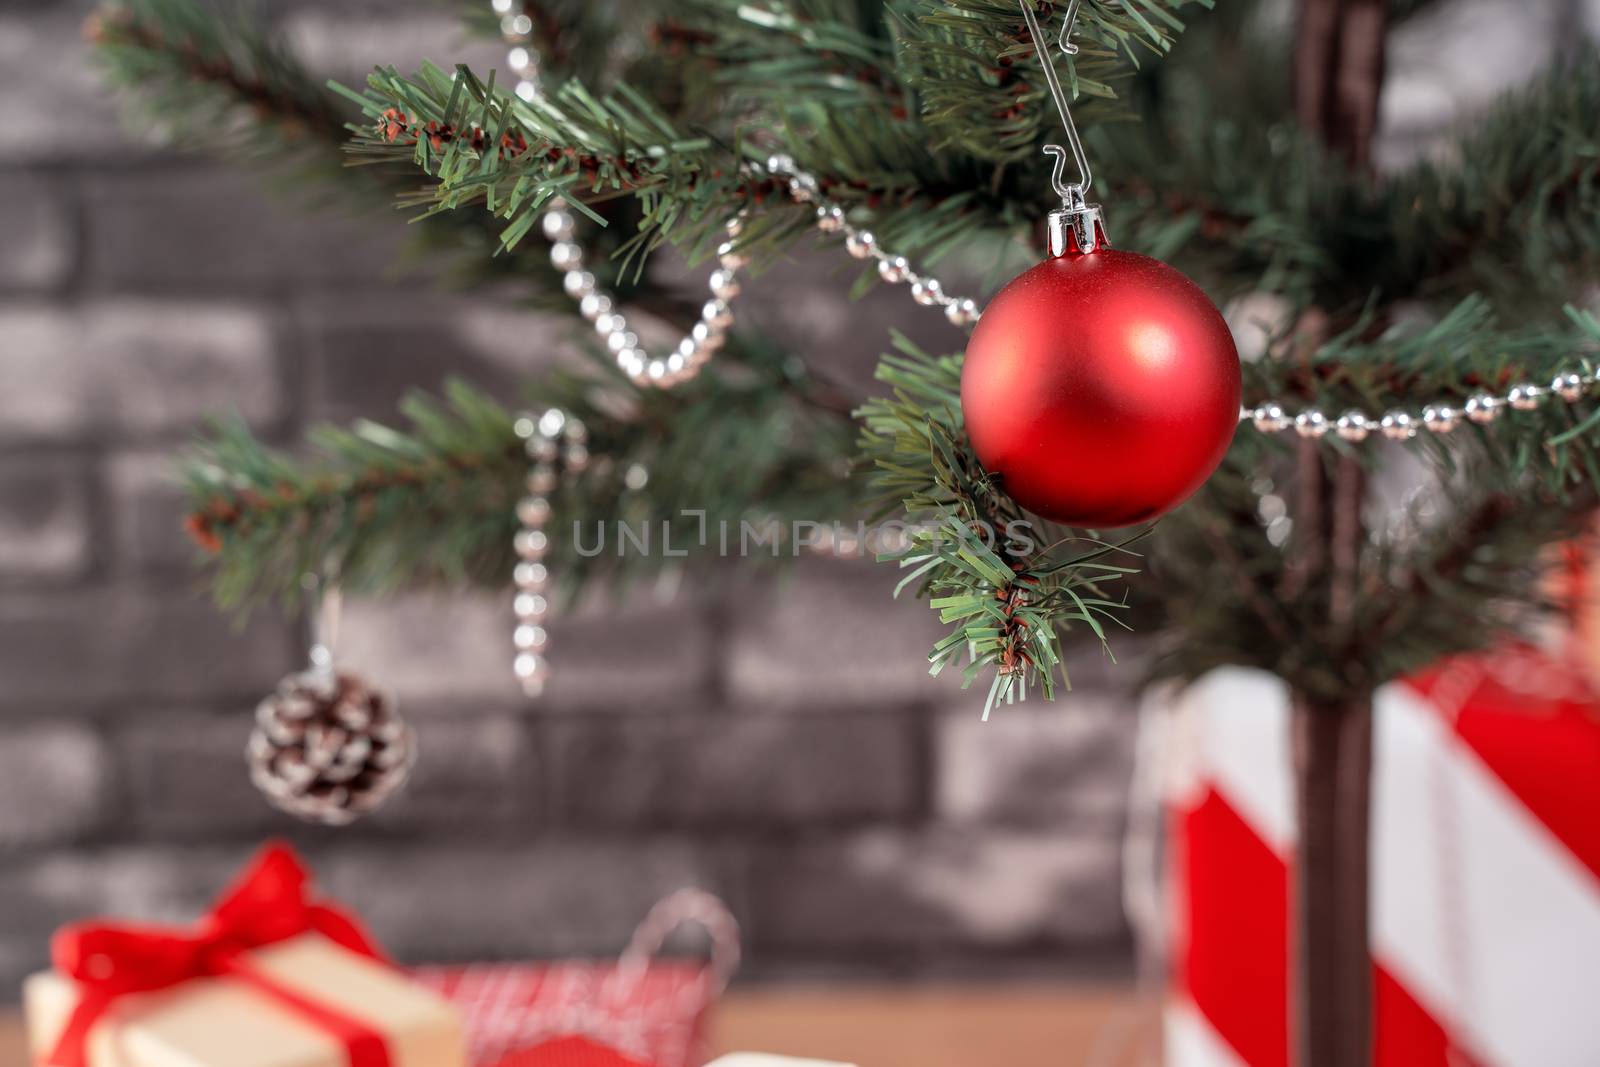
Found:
<box><xmin>23</xmin><ymin>844</ymin><xmax>465</xmax><ymax>1067</ymax></box>
<box><xmin>27</xmin><ymin>934</ymin><xmax>462</xmax><ymax>1067</ymax></box>
<box><xmin>1162</xmin><ymin>645</ymin><xmax>1600</xmax><ymax>1067</ymax></box>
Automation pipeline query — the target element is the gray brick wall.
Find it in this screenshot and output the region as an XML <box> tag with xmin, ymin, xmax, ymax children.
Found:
<box><xmin>0</xmin><ymin>0</ymin><xmax>1141</xmax><ymax>998</ymax></box>
<box><xmin>0</xmin><ymin>0</ymin><xmax>1578</xmax><ymax>1002</ymax></box>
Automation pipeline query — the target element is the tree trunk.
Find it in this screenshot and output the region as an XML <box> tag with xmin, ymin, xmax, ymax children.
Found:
<box><xmin>1293</xmin><ymin>0</ymin><xmax>1388</xmax><ymax>171</ymax></box>
<box><xmin>1283</xmin><ymin>445</ymin><xmax>1374</xmax><ymax>1067</ymax></box>
<box><xmin>1291</xmin><ymin>690</ymin><xmax>1375</xmax><ymax>1067</ymax></box>
<box><xmin>1287</xmin><ymin>2</ymin><xmax>1387</xmax><ymax>1064</ymax></box>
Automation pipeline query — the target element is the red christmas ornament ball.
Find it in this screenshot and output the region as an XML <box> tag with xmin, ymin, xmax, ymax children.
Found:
<box><xmin>961</xmin><ymin>248</ymin><xmax>1241</xmax><ymax>528</ymax></box>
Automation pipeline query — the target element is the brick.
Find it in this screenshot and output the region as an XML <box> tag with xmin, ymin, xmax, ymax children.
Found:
<box><xmin>335</xmin><ymin>591</ymin><xmax>532</xmax><ymax>707</ymax></box>
<box><xmin>0</xmin><ymin>16</ymin><xmax>145</xmax><ymax>163</ymax></box>
<box><xmin>550</xmin><ymin>713</ymin><xmax>917</xmax><ymax>828</ymax></box>
<box><xmin>337</xmin><ymin>589</ymin><xmax>717</xmax><ymax>711</ymax></box>
<box><xmin>118</xmin><ymin>714</ymin><xmax>278</xmax><ymax>836</ymax></box>
<box><xmin>281</xmin><ymin>12</ymin><xmax>503</xmax><ymax>86</ymax></box>
<box><xmin>117</xmin><ymin>710</ymin><xmax>535</xmax><ymax>836</ymax></box>
<box><xmin>0</xmin><ymin>453</ymin><xmax>93</xmax><ymax>580</ymax></box>
<box><xmin>317</xmin><ymin>842</ymin><xmax>737</xmax><ymax>962</ymax></box>
<box><xmin>378</xmin><ymin>715</ymin><xmax>540</xmax><ymax>832</ymax></box>
<box><xmin>84</xmin><ymin>168</ymin><xmax>406</xmax><ymax>292</ymax></box>
<box><xmin>935</xmin><ymin>696</ymin><xmax>1135</xmax><ymax>828</ymax></box>
<box><xmin>724</xmin><ymin>560</ymin><xmax>951</xmax><ymax>707</ymax></box>
<box><xmin>748</xmin><ymin>829</ymin><xmax>1126</xmax><ymax>953</ymax></box>
<box><xmin>97</xmin><ymin>301</ymin><xmax>282</xmax><ymax>434</ymax></box>
<box><xmin>0</xmin><ymin>302</ymin><xmax>283</xmax><ymax>441</ymax></box>
<box><xmin>0</xmin><ymin>723</ymin><xmax>111</xmax><ymax>847</ymax></box>
<box><xmin>104</xmin><ymin>449</ymin><xmax>202</xmax><ymax>576</ymax></box>
<box><xmin>546</xmin><ymin>591</ymin><xmax>719</xmax><ymax>709</ymax></box>
<box><xmin>0</xmin><ymin>308</ymin><xmax>92</xmax><ymax>439</ymax></box>
<box><xmin>0</xmin><ymin>589</ymin><xmax>298</xmax><ymax>709</ymax></box>
<box><xmin>0</xmin><ymin>172</ymin><xmax>73</xmax><ymax>291</ymax></box>
<box><xmin>299</xmin><ymin>294</ymin><xmax>573</xmax><ymax>424</ymax></box>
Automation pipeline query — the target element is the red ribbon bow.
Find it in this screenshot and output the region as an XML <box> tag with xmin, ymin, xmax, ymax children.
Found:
<box><xmin>47</xmin><ymin>842</ymin><xmax>394</xmax><ymax>1067</ymax></box>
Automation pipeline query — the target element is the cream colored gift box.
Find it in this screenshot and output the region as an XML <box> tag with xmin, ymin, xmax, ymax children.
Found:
<box><xmin>25</xmin><ymin>933</ymin><xmax>465</xmax><ymax>1067</ymax></box>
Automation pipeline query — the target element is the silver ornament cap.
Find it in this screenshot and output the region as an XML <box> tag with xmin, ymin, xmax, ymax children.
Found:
<box><xmin>1046</xmin><ymin>191</ymin><xmax>1109</xmax><ymax>257</ymax></box>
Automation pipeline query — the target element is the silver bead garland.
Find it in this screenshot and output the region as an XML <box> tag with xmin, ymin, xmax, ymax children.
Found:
<box><xmin>1380</xmin><ymin>411</ymin><xmax>1418</xmax><ymax>440</ymax></box>
<box><xmin>541</xmin><ymin>203</ymin><xmax>747</xmax><ymax>390</ymax></box>
<box><xmin>512</xmin><ymin>408</ymin><xmax>588</xmax><ymax>697</ymax></box>
<box><xmin>762</xmin><ymin>153</ymin><xmax>981</xmax><ymax>329</ymax></box>
<box><xmin>1241</xmin><ymin>366</ymin><xmax>1596</xmax><ymax>443</ymax></box>
<box><xmin>502</xmin><ymin>2</ymin><xmax>746</xmax><ymax>391</ymax></box>
<box><xmin>1464</xmin><ymin>394</ymin><xmax>1502</xmax><ymax>423</ymax></box>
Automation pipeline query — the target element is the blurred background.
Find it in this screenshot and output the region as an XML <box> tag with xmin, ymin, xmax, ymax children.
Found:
<box><xmin>0</xmin><ymin>0</ymin><xmax>1595</xmax><ymax>1012</ymax></box>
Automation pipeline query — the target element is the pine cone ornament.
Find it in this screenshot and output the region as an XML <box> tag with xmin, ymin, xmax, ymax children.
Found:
<box><xmin>247</xmin><ymin>669</ymin><xmax>415</xmax><ymax>826</ymax></box>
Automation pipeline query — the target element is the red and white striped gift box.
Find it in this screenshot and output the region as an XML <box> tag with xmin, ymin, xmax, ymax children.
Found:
<box><xmin>413</xmin><ymin>889</ymin><xmax>740</xmax><ymax>1067</ymax></box>
<box><xmin>1163</xmin><ymin>645</ymin><xmax>1600</xmax><ymax>1067</ymax></box>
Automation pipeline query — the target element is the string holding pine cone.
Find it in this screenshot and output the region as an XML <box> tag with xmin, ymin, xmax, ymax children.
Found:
<box><xmin>247</xmin><ymin>668</ymin><xmax>416</xmax><ymax>826</ymax></box>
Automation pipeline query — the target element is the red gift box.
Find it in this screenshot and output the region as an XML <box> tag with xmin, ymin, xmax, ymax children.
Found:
<box><xmin>1160</xmin><ymin>644</ymin><xmax>1600</xmax><ymax>1067</ymax></box>
<box><xmin>414</xmin><ymin>890</ymin><xmax>739</xmax><ymax>1067</ymax></box>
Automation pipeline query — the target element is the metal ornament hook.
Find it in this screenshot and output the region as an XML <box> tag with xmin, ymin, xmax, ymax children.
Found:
<box><xmin>303</xmin><ymin>572</ymin><xmax>342</xmax><ymax>677</ymax></box>
<box><xmin>1022</xmin><ymin>0</ymin><xmax>1090</xmax><ymax>200</ymax></box>
<box><xmin>1018</xmin><ymin>0</ymin><xmax>1109</xmax><ymax>255</ymax></box>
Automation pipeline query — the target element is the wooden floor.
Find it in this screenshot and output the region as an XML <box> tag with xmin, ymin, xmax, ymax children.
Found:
<box><xmin>2</xmin><ymin>984</ymin><xmax>1148</xmax><ymax>1067</ymax></box>
<box><xmin>709</xmin><ymin>984</ymin><xmax>1151</xmax><ymax>1067</ymax></box>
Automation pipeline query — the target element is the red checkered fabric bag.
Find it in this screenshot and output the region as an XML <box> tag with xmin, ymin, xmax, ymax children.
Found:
<box><xmin>413</xmin><ymin>889</ymin><xmax>740</xmax><ymax>1067</ymax></box>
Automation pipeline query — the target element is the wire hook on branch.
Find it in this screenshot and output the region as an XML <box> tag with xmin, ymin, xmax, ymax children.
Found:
<box><xmin>1018</xmin><ymin>0</ymin><xmax>1091</xmax><ymax>205</ymax></box>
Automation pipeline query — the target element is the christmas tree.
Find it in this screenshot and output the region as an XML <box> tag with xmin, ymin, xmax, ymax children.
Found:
<box><xmin>91</xmin><ymin>0</ymin><xmax>1600</xmax><ymax>1065</ymax></box>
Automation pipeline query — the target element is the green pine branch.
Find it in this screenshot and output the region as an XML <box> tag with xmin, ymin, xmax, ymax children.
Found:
<box><xmin>1146</xmin><ymin>308</ymin><xmax>1600</xmax><ymax>699</ymax></box>
<box><xmin>1098</xmin><ymin>41</ymin><xmax>1600</xmax><ymax>314</ymax></box>
<box><xmin>905</xmin><ymin>0</ymin><xmax>1210</xmax><ymax>162</ymax></box>
<box><xmin>94</xmin><ymin>0</ymin><xmax>1600</xmax><ymax>711</ymax></box>
<box><xmin>337</xmin><ymin>61</ymin><xmax>767</xmax><ymax>271</ymax></box>
<box><xmin>1152</xmin><ymin>446</ymin><xmax>1599</xmax><ymax>701</ymax></box>
<box><xmin>338</xmin><ymin>0</ymin><xmax>1223</xmax><ymax>282</ymax></box>
<box><xmin>855</xmin><ymin>336</ymin><xmax>1141</xmax><ymax>715</ymax></box>
<box><xmin>1379</xmin><ymin>50</ymin><xmax>1600</xmax><ymax>307</ymax></box>
<box><xmin>91</xmin><ymin>0</ymin><xmax>346</xmax><ymax>161</ymax></box>
<box><xmin>89</xmin><ymin>0</ymin><xmax>680</xmax><ymax>299</ymax></box>
<box><xmin>185</xmin><ymin>337</ymin><xmax>858</xmax><ymax>610</ymax></box>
